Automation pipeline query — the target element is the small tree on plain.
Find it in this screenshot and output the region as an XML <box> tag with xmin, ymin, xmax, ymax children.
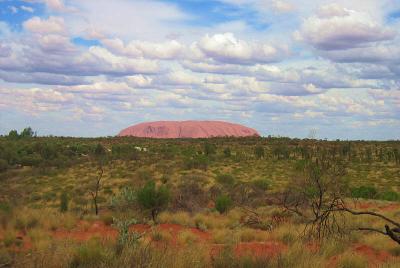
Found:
<box><xmin>89</xmin><ymin>167</ymin><xmax>103</xmax><ymax>215</ymax></box>
<box><xmin>215</xmin><ymin>194</ymin><xmax>232</xmax><ymax>214</ymax></box>
<box><xmin>137</xmin><ymin>181</ymin><xmax>170</xmax><ymax>223</ymax></box>
<box><xmin>89</xmin><ymin>143</ymin><xmax>107</xmax><ymax>215</ymax></box>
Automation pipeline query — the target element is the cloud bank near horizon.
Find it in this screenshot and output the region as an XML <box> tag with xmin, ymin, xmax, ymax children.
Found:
<box><xmin>0</xmin><ymin>0</ymin><xmax>399</xmax><ymax>139</ymax></box>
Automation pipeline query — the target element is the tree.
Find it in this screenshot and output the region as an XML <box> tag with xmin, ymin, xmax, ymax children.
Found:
<box><xmin>215</xmin><ymin>194</ymin><xmax>232</xmax><ymax>214</ymax></box>
<box><xmin>137</xmin><ymin>181</ymin><xmax>170</xmax><ymax>223</ymax></box>
<box><xmin>20</xmin><ymin>127</ymin><xmax>35</xmax><ymax>138</ymax></box>
<box><xmin>281</xmin><ymin>158</ymin><xmax>348</xmax><ymax>239</ymax></box>
<box><xmin>282</xmin><ymin>158</ymin><xmax>400</xmax><ymax>245</ymax></box>
<box><xmin>89</xmin><ymin>167</ymin><xmax>104</xmax><ymax>215</ymax></box>
<box><xmin>8</xmin><ymin>130</ymin><xmax>19</xmax><ymax>139</ymax></box>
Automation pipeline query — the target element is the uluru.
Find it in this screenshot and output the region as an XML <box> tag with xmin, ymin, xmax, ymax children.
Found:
<box><xmin>118</xmin><ymin>120</ymin><xmax>260</xmax><ymax>138</ymax></box>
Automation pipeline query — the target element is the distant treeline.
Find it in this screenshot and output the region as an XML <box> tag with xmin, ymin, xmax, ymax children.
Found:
<box><xmin>0</xmin><ymin>127</ymin><xmax>399</xmax><ymax>174</ymax></box>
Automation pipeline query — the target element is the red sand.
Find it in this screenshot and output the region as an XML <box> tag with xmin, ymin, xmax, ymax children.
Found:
<box><xmin>353</xmin><ymin>244</ymin><xmax>393</xmax><ymax>264</ymax></box>
<box><xmin>118</xmin><ymin>120</ymin><xmax>260</xmax><ymax>138</ymax></box>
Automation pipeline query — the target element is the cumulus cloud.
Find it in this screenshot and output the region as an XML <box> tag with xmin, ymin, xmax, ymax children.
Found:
<box><xmin>192</xmin><ymin>33</ymin><xmax>288</xmax><ymax>64</ymax></box>
<box><xmin>0</xmin><ymin>0</ymin><xmax>398</xmax><ymax>138</ymax></box>
<box><xmin>23</xmin><ymin>16</ymin><xmax>66</xmax><ymax>35</ymax></box>
<box><xmin>102</xmin><ymin>38</ymin><xmax>184</xmax><ymax>60</ymax></box>
<box><xmin>299</xmin><ymin>4</ymin><xmax>396</xmax><ymax>50</ymax></box>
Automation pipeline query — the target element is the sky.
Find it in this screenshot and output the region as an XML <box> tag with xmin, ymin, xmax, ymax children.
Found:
<box><xmin>0</xmin><ymin>0</ymin><xmax>399</xmax><ymax>139</ymax></box>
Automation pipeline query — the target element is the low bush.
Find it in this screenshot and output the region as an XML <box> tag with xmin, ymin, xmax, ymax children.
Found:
<box><xmin>215</xmin><ymin>195</ymin><xmax>232</xmax><ymax>214</ymax></box>
<box><xmin>377</xmin><ymin>190</ymin><xmax>399</xmax><ymax>201</ymax></box>
<box><xmin>350</xmin><ymin>186</ymin><xmax>377</xmax><ymax>199</ymax></box>
<box><xmin>137</xmin><ymin>181</ymin><xmax>170</xmax><ymax>222</ymax></box>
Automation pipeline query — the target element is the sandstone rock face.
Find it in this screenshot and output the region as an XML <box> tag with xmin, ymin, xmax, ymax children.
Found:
<box><xmin>118</xmin><ymin>120</ymin><xmax>260</xmax><ymax>138</ymax></box>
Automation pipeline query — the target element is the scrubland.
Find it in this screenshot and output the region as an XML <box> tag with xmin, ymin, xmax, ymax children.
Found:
<box><xmin>0</xmin><ymin>131</ymin><xmax>400</xmax><ymax>267</ymax></box>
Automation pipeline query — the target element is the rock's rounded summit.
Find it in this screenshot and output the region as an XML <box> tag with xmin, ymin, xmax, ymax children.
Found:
<box><xmin>118</xmin><ymin>120</ymin><xmax>260</xmax><ymax>138</ymax></box>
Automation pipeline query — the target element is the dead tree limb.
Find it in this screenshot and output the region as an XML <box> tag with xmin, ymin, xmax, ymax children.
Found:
<box><xmin>89</xmin><ymin>166</ymin><xmax>103</xmax><ymax>215</ymax></box>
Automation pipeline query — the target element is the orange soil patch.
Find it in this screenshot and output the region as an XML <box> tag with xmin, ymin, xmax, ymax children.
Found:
<box><xmin>155</xmin><ymin>223</ymin><xmax>211</xmax><ymax>245</ymax></box>
<box><xmin>53</xmin><ymin>221</ymin><xmax>117</xmax><ymax>241</ymax></box>
<box><xmin>378</xmin><ymin>203</ymin><xmax>400</xmax><ymax>212</ymax></box>
<box><xmin>211</xmin><ymin>241</ymin><xmax>286</xmax><ymax>259</ymax></box>
<box><xmin>353</xmin><ymin>244</ymin><xmax>393</xmax><ymax>265</ymax></box>
<box><xmin>353</xmin><ymin>202</ymin><xmax>374</xmax><ymax>210</ymax></box>
<box><xmin>328</xmin><ymin>243</ymin><xmax>397</xmax><ymax>268</ymax></box>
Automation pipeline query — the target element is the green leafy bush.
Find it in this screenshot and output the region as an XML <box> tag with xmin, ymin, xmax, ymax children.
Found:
<box><xmin>215</xmin><ymin>194</ymin><xmax>232</xmax><ymax>214</ymax></box>
<box><xmin>351</xmin><ymin>186</ymin><xmax>377</xmax><ymax>199</ymax></box>
<box><xmin>137</xmin><ymin>181</ymin><xmax>170</xmax><ymax>222</ymax></box>
<box><xmin>377</xmin><ymin>191</ymin><xmax>399</xmax><ymax>201</ymax></box>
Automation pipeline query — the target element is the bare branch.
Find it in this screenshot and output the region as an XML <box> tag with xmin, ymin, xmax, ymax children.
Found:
<box><xmin>340</xmin><ymin>207</ymin><xmax>400</xmax><ymax>229</ymax></box>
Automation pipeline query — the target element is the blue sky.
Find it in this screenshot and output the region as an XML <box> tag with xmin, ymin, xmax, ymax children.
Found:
<box><xmin>0</xmin><ymin>0</ymin><xmax>399</xmax><ymax>139</ymax></box>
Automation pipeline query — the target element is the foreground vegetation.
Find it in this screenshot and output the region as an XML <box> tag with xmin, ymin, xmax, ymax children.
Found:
<box><xmin>0</xmin><ymin>128</ymin><xmax>399</xmax><ymax>267</ymax></box>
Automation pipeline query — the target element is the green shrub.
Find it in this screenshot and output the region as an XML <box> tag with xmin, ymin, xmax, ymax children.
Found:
<box><xmin>351</xmin><ymin>186</ymin><xmax>377</xmax><ymax>199</ymax></box>
<box><xmin>60</xmin><ymin>192</ymin><xmax>69</xmax><ymax>213</ymax></box>
<box><xmin>215</xmin><ymin>195</ymin><xmax>232</xmax><ymax>214</ymax></box>
<box><xmin>377</xmin><ymin>191</ymin><xmax>399</xmax><ymax>201</ymax></box>
<box><xmin>137</xmin><ymin>181</ymin><xmax>170</xmax><ymax>222</ymax></box>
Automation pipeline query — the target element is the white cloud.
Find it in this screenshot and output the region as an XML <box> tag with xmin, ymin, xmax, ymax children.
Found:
<box><xmin>299</xmin><ymin>4</ymin><xmax>396</xmax><ymax>50</ymax></box>
<box><xmin>192</xmin><ymin>32</ymin><xmax>288</xmax><ymax>64</ymax></box>
<box><xmin>23</xmin><ymin>16</ymin><xmax>66</xmax><ymax>35</ymax></box>
<box><xmin>20</xmin><ymin>5</ymin><xmax>34</xmax><ymax>13</ymax></box>
<box><xmin>102</xmin><ymin>38</ymin><xmax>184</xmax><ymax>60</ymax></box>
